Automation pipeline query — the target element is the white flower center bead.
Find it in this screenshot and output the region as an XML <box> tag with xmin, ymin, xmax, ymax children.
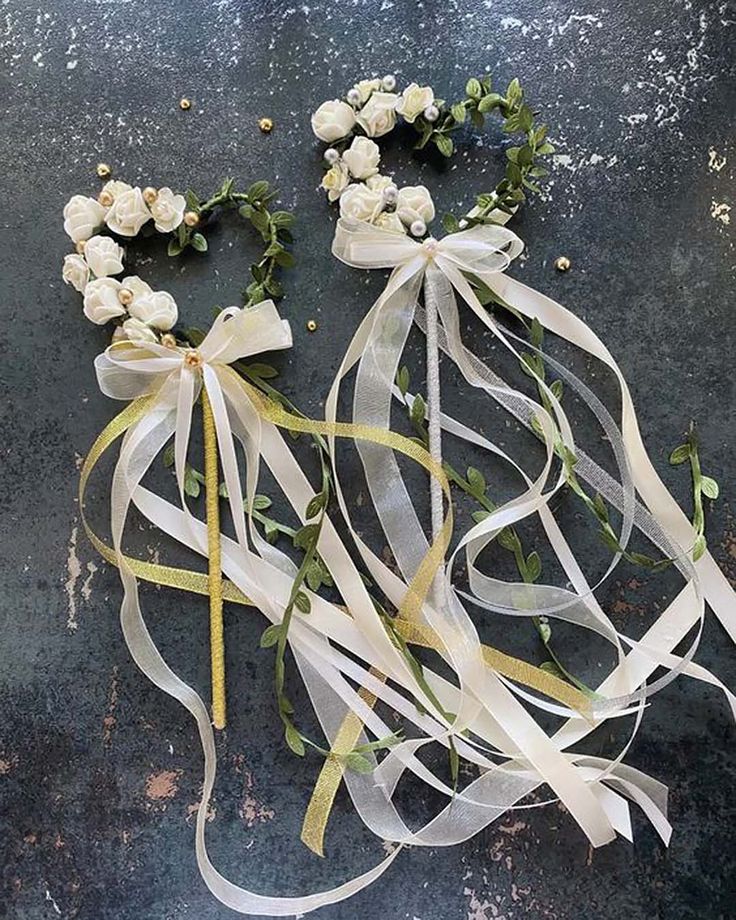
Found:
<box><xmin>422</xmin><ymin>237</ymin><xmax>439</xmax><ymax>257</ymax></box>
<box><xmin>424</xmin><ymin>104</ymin><xmax>440</xmax><ymax>122</ymax></box>
<box><xmin>346</xmin><ymin>88</ymin><xmax>361</xmax><ymax>107</ymax></box>
<box><xmin>410</xmin><ymin>219</ymin><xmax>427</xmax><ymax>238</ymax></box>
<box><xmin>381</xmin><ymin>74</ymin><xmax>396</xmax><ymax>92</ymax></box>
<box><xmin>324</xmin><ymin>147</ymin><xmax>340</xmax><ymax>165</ymax></box>
<box><xmin>382</xmin><ymin>184</ymin><xmax>398</xmax><ymax>205</ymax></box>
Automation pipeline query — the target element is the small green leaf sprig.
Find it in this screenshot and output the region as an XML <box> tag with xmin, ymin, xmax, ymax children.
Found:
<box><xmin>167</xmin><ymin>177</ymin><xmax>295</xmax><ymax>307</ymax></box>
<box><xmin>669</xmin><ymin>422</ymin><xmax>720</xmax><ymax>561</ymax></box>
<box><xmin>424</xmin><ymin>76</ymin><xmax>554</xmax><ymax>230</ymax></box>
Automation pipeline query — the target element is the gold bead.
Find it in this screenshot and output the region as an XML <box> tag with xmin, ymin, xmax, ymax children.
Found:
<box><xmin>306</xmin><ymin>319</ymin><xmax>318</xmax><ymax>332</ymax></box>
<box><xmin>554</xmin><ymin>255</ymin><xmax>571</xmax><ymax>272</ymax></box>
<box><xmin>160</xmin><ymin>333</ymin><xmax>177</xmax><ymax>348</ymax></box>
<box><xmin>258</xmin><ymin>117</ymin><xmax>274</xmax><ymax>133</ymax></box>
<box><xmin>98</xmin><ymin>190</ymin><xmax>114</xmax><ymax>207</ymax></box>
<box><xmin>184</xmin><ymin>210</ymin><xmax>200</xmax><ymax>228</ymax></box>
<box><xmin>143</xmin><ymin>186</ymin><xmax>158</xmax><ymax>204</ymax></box>
<box><xmin>96</xmin><ymin>162</ymin><xmax>112</xmax><ymax>178</ymax></box>
<box><xmin>179</xmin><ymin>97</ymin><xmax>191</xmax><ymax>110</ymax></box>
<box><xmin>75</xmin><ymin>240</ymin><xmax>86</xmax><ymax>254</ymax></box>
<box><xmin>184</xmin><ymin>349</ymin><xmax>202</xmax><ymax>368</ymax></box>
<box><xmin>118</xmin><ymin>288</ymin><xmax>134</xmax><ymax>306</ymax></box>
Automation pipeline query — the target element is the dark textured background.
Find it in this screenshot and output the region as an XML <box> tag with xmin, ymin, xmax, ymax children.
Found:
<box><xmin>1</xmin><ymin>1</ymin><xmax>735</xmax><ymax>918</ymax></box>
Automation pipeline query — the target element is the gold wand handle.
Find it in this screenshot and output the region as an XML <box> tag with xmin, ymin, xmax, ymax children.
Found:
<box><xmin>202</xmin><ymin>389</ymin><xmax>226</xmax><ymax>729</ymax></box>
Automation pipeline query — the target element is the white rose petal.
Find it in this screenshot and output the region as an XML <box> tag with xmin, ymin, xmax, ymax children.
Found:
<box><xmin>311</xmin><ymin>99</ymin><xmax>356</xmax><ymax>143</ymax></box>
<box><xmin>150</xmin><ymin>187</ymin><xmax>186</xmax><ymax>233</ymax></box>
<box><xmin>129</xmin><ymin>289</ymin><xmax>178</xmax><ymax>330</ymax></box>
<box><xmin>320</xmin><ymin>162</ymin><xmax>350</xmax><ymax>201</ymax></box>
<box><xmin>356</xmin><ymin>92</ymin><xmax>399</xmax><ymax>138</ymax></box>
<box><xmin>353</xmin><ymin>78</ymin><xmax>382</xmax><ymax>103</ymax></box>
<box><xmin>63</xmin><ymin>195</ymin><xmax>106</xmax><ymax>243</ymax></box>
<box><xmin>396</xmin><ymin>185</ymin><xmax>435</xmax><ymax>226</ymax></box>
<box><xmin>62</xmin><ymin>253</ymin><xmax>90</xmax><ymax>292</ymax></box>
<box><xmin>365</xmin><ymin>174</ymin><xmax>394</xmax><ymax>192</ymax></box>
<box><xmin>102</xmin><ymin>180</ymin><xmax>133</xmax><ymax>201</ymax></box>
<box><xmin>83</xmin><ymin>277</ymin><xmax>125</xmax><ymax>325</ymax></box>
<box><xmin>121</xmin><ymin>317</ymin><xmax>159</xmax><ymax>344</ymax></box>
<box><xmin>342</xmin><ymin>136</ymin><xmax>381</xmax><ymax>180</ymax></box>
<box><xmin>395</xmin><ymin>83</ymin><xmax>435</xmax><ymax>124</ymax></box>
<box><xmin>373</xmin><ymin>212</ymin><xmax>407</xmax><ymax>234</ymax></box>
<box><xmin>338</xmin><ymin>184</ymin><xmax>385</xmax><ymax>223</ymax></box>
<box><xmin>83</xmin><ymin>235</ymin><xmax>125</xmax><ymax>278</ymax></box>
<box><xmin>105</xmin><ymin>187</ymin><xmax>152</xmax><ymax>237</ymax></box>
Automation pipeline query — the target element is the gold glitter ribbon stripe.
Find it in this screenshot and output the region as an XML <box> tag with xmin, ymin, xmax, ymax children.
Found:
<box><xmin>202</xmin><ymin>389</ymin><xmax>227</xmax><ymax>730</ymax></box>
<box><xmin>80</xmin><ymin>389</ymin><xmax>592</xmax><ymax>859</ymax></box>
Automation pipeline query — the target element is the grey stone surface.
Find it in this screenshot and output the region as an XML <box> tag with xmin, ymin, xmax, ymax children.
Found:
<box><xmin>0</xmin><ymin>1</ymin><xmax>734</xmax><ymax>918</ymax></box>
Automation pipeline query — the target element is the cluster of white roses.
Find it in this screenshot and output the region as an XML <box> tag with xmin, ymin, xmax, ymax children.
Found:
<box><xmin>62</xmin><ymin>180</ymin><xmax>186</xmax><ymax>342</ymax></box>
<box><xmin>312</xmin><ymin>76</ymin><xmax>437</xmax><ymax>237</ymax></box>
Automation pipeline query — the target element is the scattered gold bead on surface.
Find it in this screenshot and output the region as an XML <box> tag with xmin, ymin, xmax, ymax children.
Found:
<box><xmin>179</xmin><ymin>97</ymin><xmax>191</xmax><ymax>110</ymax></box>
<box><xmin>118</xmin><ymin>288</ymin><xmax>134</xmax><ymax>306</ymax></box>
<box><xmin>75</xmin><ymin>240</ymin><xmax>86</xmax><ymax>254</ymax></box>
<box><xmin>258</xmin><ymin>117</ymin><xmax>274</xmax><ymax>133</ymax></box>
<box><xmin>184</xmin><ymin>210</ymin><xmax>200</xmax><ymax>228</ymax></box>
<box><xmin>184</xmin><ymin>349</ymin><xmax>202</xmax><ymax>368</ymax></box>
<box><xmin>160</xmin><ymin>333</ymin><xmax>177</xmax><ymax>348</ymax></box>
<box><xmin>554</xmin><ymin>255</ymin><xmax>571</xmax><ymax>272</ymax></box>
<box><xmin>96</xmin><ymin>162</ymin><xmax>112</xmax><ymax>178</ymax></box>
<box><xmin>306</xmin><ymin>319</ymin><xmax>318</xmax><ymax>332</ymax></box>
<box><xmin>98</xmin><ymin>190</ymin><xmax>114</xmax><ymax>207</ymax></box>
<box><xmin>143</xmin><ymin>186</ymin><xmax>158</xmax><ymax>204</ymax></box>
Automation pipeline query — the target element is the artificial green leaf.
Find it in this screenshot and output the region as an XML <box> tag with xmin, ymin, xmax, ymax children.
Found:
<box><xmin>191</xmin><ymin>233</ymin><xmax>208</xmax><ymax>252</ymax></box>
<box><xmin>294</xmin><ymin>591</ymin><xmax>311</xmax><ymax>614</ymax></box>
<box><xmin>260</xmin><ymin>624</ymin><xmax>282</xmax><ymax>648</ymax></box>
<box><xmin>247</xmin><ymin>362</ymin><xmax>279</xmax><ymax>379</ymax></box>
<box><xmin>442</xmin><ymin>213</ymin><xmax>460</xmax><ymax>234</ymax></box>
<box><xmin>252</xmin><ymin>494</ymin><xmax>272</xmax><ymax>510</ymax></box>
<box><xmin>285</xmin><ymin>722</ymin><xmax>305</xmax><ymax>756</ymax></box>
<box><xmin>450</xmin><ymin>103</ymin><xmax>466</xmax><ymax>124</ymax></box>
<box><xmin>247</xmin><ymin>180</ymin><xmax>270</xmax><ymax>202</ymax></box>
<box><xmin>162</xmin><ymin>443</ymin><xmax>175</xmax><ymax>467</ymax></box>
<box><xmin>525</xmin><ymin>551</ymin><xmax>542</xmax><ymax>582</ymax></box>
<box><xmin>478</xmin><ymin>92</ymin><xmax>504</xmax><ymax>114</ymax></box>
<box><xmin>669</xmin><ymin>444</ymin><xmax>690</xmax><ymax>465</ymax></box>
<box><xmin>396</xmin><ymin>365</ymin><xmax>410</xmax><ymax>397</ymax></box>
<box><xmin>471</xmin><ymin>509</ymin><xmax>490</xmax><ymax>524</ymax></box>
<box><xmin>344</xmin><ymin>752</ymin><xmax>374</xmax><ymax>774</ymax></box>
<box><xmin>167</xmin><ymin>238</ymin><xmax>183</xmax><ymax>257</ymax></box>
<box><xmin>693</xmin><ymin>534</ymin><xmax>707</xmax><ymax>561</ymax></box>
<box><xmin>434</xmin><ymin>133</ymin><xmax>454</xmax><ymax>157</ymax></box>
<box><xmin>466</xmin><ymin>466</ymin><xmax>486</xmax><ymax>496</ymax></box>
<box><xmin>271</xmin><ymin>210</ymin><xmax>295</xmax><ymax>228</ymax></box>
<box><xmin>465</xmin><ymin>78</ymin><xmax>482</xmax><ymax>99</ymax></box>
<box><xmin>700</xmin><ymin>476</ymin><xmax>720</xmax><ymax>500</ymax></box>
<box><xmin>411</xmin><ymin>393</ymin><xmax>426</xmax><ymax>426</ymax></box>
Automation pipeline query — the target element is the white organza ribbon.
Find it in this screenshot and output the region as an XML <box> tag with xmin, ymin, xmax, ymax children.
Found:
<box><xmin>324</xmin><ymin>217</ymin><xmax>735</xmax><ymax>859</ymax></box>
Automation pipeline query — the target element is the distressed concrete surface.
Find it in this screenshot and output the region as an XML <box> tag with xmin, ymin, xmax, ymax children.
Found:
<box><xmin>0</xmin><ymin>1</ymin><xmax>734</xmax><ymax>919</ymax></box>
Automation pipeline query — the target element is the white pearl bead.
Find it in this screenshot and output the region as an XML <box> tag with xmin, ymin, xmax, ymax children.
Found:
<box><xmin>410</xmin><ymin>219</ymin><xmax>426</xmax><ymax>237</ymax></box>
<box><xmin>382</xmin><ymin>74</ymin><xmax>396</xmax><ymax>92</ymax></box>
<box><xmin>424</xmin><ymin>104</ymin><xmax>440</xmax><ymax>122</ymax></box>
<box><xmin>346</xmin><ymin>88</ymin><xmax>361</xmax><ymax>106</ymax></box>
<box><xmin>382</xmin><ymin>184</ymin><xmax>398</xmax><ymax>205</ymax></box>
<box><xmin>324</xmin><ymin>148</ymin><xmax>340</xmax><ymax>165</ymax></box>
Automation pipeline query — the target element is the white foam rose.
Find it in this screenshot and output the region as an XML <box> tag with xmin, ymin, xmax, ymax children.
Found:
<box><xmin>62</xmin><ymin>254</ymin><xmax>90</xmax><ymax>292</ymax></box>
<box><xmin>396</xmin><ymin>185</ymin><xmax>435</xmax><ymax>226</ymax></box>
<box><xmin>105</xmin><ymin>187</ymin><xmax>151</xmax><ymax>237</ymax></box>
<box><xmin>339</xmin><ymin>184</ymin><xmax>384</xmax><ymax>222</ymax></box>
<box><xmin>63</xmin><ymin>195</ymin><xmax>106</xmax><ymax>243</ymax></box>
<box><xmin>129</xmin><ymin>289</ymin><xmax>178</xmax><ymax>330</ymax></box>
<box><xmin>356</xmin><ymin>92</ymin><xmax>398</xmax><ymax>137</ymax></box>
<box><xmin>83</xmin><ymin>277</ymin><xmax>125</xmax><ymax>325</ymax></box>
<box><xmin>83</xmin><ymin>235</ymin><xmax>124</xmax><ymax>278</ymax></box>
<box><xmin>353</xmin><ymin>78</ymin><xmax>381</xmax><ymax>103</ymax></box>
<box><xmin>396</xmin><ymin>83</ymin><xmax>434</xmax><ymax>123</ymax></box>
<box><xmin>311</xmin><ymin>100</ymin><xmax>356</xmax><ymax>143</ymax></box>
<box><xmin>342</xmin><ymin>136</ymin><xmax>381</xmax><ymax>179</ymax></box>
<box><xmin>320</xmin><ymin>162</ymin><xmax>350</xmax><ymax>201</ymax></box>
<box><xmin>150</xmin><ymin>187</ymin><xmax>186</xmax><ymax>233</ymax></box>
<box><xmin>121</xmin><ymin>317</ymin><xmax>159</xmax><ymax>344</ymax></box>
<box><xmin>102</xmin><ymin>180</ymin><xmax>132</xmax><ymax>201</ymax></box>
<box><xmin>374</xmin><ymin>212</ymin><xmax>406</xmax><ymax>234</ymax></box>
